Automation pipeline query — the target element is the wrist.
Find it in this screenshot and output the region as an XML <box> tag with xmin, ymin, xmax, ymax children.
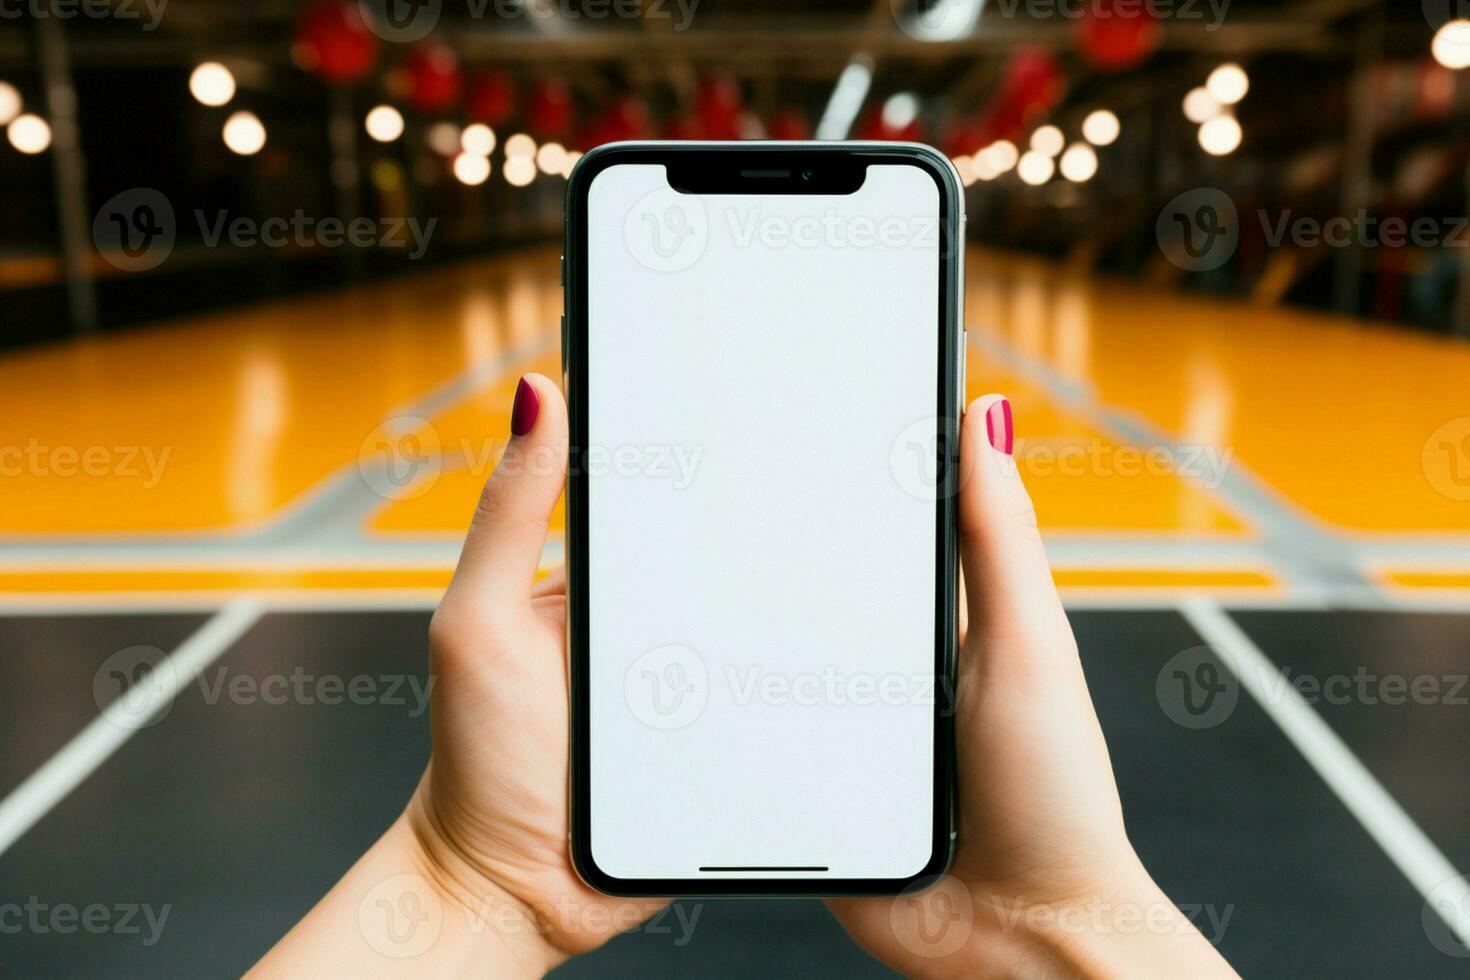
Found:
<box><xmin>997</xmin><ymin>864</ymin><xmax>1237</xmax><ymax>980</ymax></box>
<box><xmin>389</xmin><ymin>789</ymin><xmax>570</xmax><ymax>977</ymax></box>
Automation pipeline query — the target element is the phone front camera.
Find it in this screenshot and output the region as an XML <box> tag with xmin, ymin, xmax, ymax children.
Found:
<box><xmin>801</xmin><ymin>169</ymin><xmax>814</xmax><ymax>181</ymax></box>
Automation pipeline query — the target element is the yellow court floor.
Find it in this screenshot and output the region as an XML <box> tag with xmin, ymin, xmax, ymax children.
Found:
<box><xmin>1</xmin><ymin>246</ymin><xmax>1467</xmax><ymax>605</ymax></box>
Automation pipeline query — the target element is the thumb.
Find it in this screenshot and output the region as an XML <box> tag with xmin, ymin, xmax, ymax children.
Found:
<box><xmin>957</xmin><ymin>394</ymin><xmax>1074</xmax><ymax>675</ymax></box>
<box><xmin>446</xmin><ymin>373</ymin><xmax>567</xmax><ymax>604</ymax></box>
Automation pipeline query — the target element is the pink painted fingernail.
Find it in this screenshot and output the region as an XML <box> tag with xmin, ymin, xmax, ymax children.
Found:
<box><xmin>511</xmin><ymin>377</ymin><xmax>539</xmax><ymax>436</ymax></box>
<box><xmin>986</xmin><ymin>398</ymin><xmax>1013</xmax><ymax>455</ymax></box>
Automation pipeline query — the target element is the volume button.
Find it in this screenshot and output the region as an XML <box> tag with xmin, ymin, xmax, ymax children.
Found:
<box><xmin>959</xmin><ymin>330</ymin><xmax>968</xmax><ymax>408</ymax></box>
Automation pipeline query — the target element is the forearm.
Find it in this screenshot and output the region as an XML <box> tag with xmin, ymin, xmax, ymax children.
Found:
<box><xmin>248</xmin><ymin>810</ymin><xmax>565</xmax><ymax>979</ymax></box>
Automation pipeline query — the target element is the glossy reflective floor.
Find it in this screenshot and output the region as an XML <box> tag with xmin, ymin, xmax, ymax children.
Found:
<box><xmin>1</xmin><ymin>248</ymin><xmax>1468</xmax><ymax>976</ymax></box>
<box><xmin>1</xmin><ymin>247</ymin><xmax>1466</xmax><ymax>604</ymax></box>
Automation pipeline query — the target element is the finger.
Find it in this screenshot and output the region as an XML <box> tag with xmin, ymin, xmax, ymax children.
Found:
<box><xmin>957</xmin><ymin>394</ymin><xmax>1074</xmax><ymax>675</ymax></box>
<box><xmin>957</xmin><ymin>566</ymin><xmax>969</xmax><ymax>648</ymax></box>
<box><xmin>446</xmin><ymin>374</ymin><xmax>568</xmax><ymax>604</ymax></box>
<box><xmin>532</xmin><ymin>565</ymin><xmax>566</xmax><ymax>598</ymax></box>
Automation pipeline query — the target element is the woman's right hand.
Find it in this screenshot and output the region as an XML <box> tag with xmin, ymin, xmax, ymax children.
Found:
<box><xmin>828</xmin><ymin>394</ymin><xmax>1240</xmax><ymax>979</ymax></box>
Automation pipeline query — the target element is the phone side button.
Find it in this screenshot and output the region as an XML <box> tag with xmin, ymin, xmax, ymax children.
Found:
<box><xmin>958</xmin><ymin>330</ymin><xmax>968</xmax><ymax>408</ymax></box>
<box><xmin>560</xmin><ymin>315</ymin><xmax>568</xmax><ymax>373</ymax></box>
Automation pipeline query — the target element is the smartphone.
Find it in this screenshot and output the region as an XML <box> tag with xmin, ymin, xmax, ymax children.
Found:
<box><xmin>563</xmin><ymin>141</ymin><xmax>963</xmax><ymax>896</ymax></box>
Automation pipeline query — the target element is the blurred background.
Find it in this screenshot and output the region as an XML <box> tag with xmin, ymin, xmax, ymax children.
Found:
<box><xmin>7</xmin><ymin>1</ymin><xmax>1470</xmax><ymax>340</ymax></box>
<box><xmin>1</xmin><ymin>0</ymin><xmax>1469</xmax><ymax>977</ymax></box>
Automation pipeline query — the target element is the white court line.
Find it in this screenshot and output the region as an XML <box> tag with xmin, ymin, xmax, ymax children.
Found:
<box><xmin>1178</xmin><ymin>597</ymin><xmax>1470</xmax><ymax>949</ymax></box>
<box><xmin>0</xmin><ymin>599</ymin><xmax>263</xmax><ymax>857</ymax></box>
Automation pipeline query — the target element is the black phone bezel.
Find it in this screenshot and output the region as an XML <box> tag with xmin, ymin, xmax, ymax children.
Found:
<box><xmin>562</xmin><ymin>141</ymin><xmax>962</xmax><ymax>897</ymax></box>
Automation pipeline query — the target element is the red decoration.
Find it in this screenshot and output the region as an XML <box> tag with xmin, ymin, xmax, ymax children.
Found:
<box><xmin>403</xmin><ymin>44</ymin><xmax>462</xmax><ymax>112</ymax></box>
<box><xmin>854</xmin><ymin>106</ymin><xmax>923</xmax><ymax>142</ymax></box>
<box><xmin>942</xmin><ymin>119</ymin><xmax>991</xmax><ymax>158</ymax></box>
<box><xmin>466</xmin><ymin>71</ymin><xmax>516</xmax><ymax>125</ymax></box>
<box><xmin>293</xmin><ymin>1</ymin><xmax>378</xmax><ymax>84</ymax></box>
<box><xmin>581</xmin><ymin>95</ymin><xmax>650</xmax><ymax>147</ymax></box>
<box><xmin>975</xmin><ymin>49</ymin><xmax>1063</xmax><ymax>142</ymax></box>
<box><xmin>664</xmin><ymin>115</ymin><xmax>703</xmax><ymax>141</ymax></box>
<box><xmin>697</xmin><ymin>74</ymin><xmax>743</xmax><ymax>140</ymax></box>
<box><xmin>768</xmin><ymin>109</ymin><xmax>809</xmax><ymax>142</ymax></box>
<box><xmin>1077</xmin><ymin>0</ymin><xmax>1160</xmax><ymax>71</ymax></box>
<box><xmin>527</xmin><ymin>78</ymin><xmax>574</xmax><ymax>138</ymax></box>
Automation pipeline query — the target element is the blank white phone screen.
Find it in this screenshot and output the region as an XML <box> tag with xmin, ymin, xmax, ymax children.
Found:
<box><xmin>586</xmin><ymin>162</ymin><xmax>941</xmax><ymax>880</ymax></box>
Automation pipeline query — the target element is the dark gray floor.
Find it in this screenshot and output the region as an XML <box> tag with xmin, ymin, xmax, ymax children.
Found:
<box><xmin>0</xmin><ymin>608</ymin><xmax>1466</xmax><ymax>977</ymax></box>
